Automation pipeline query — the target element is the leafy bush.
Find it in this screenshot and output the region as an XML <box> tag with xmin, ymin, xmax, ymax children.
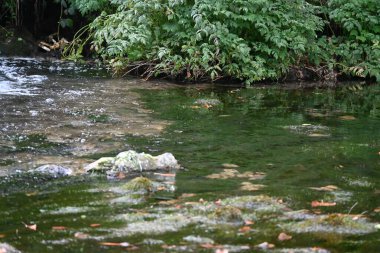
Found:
<box><xmin>86</xmin><ymin>0</ymin><xmax>323</xmax><ymax>84</ymax></box>
<box><xmin>327</xmin><ymin>0</ymin><xmax>380</xmax><ymax>81</ymax></box>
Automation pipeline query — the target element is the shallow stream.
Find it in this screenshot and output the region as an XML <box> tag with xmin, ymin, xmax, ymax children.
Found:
<box><xmin>0</xmin><ymin>58</ymin><xmax>379</xmax><ymax>253</ymax></box>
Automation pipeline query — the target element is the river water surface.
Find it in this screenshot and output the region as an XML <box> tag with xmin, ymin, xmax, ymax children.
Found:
<box><xmin>0</xmin><ymin>58</ymin><xmax>379</xmax><ymax>253</ymax></box>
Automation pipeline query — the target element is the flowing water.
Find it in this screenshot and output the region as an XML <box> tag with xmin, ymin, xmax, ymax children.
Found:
<box><xmin>0</xmin><ymin>57</ymin><xmax>379</xmax><ymax>253</ymax></box>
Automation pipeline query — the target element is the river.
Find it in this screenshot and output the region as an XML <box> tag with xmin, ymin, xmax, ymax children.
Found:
<box><xmin>0</xmin><ymin>57</ymin><xmax>379</xmax><ymax>253</ymax></box>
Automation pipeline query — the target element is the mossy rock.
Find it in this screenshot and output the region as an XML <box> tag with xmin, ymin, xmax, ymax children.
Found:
<box><xmin>123</xmin><ymin>177</ymin><xmax>153</xmax><ymax>193</ymax></box>
<box><xmin>212</xmin><ymin>205</ymin><xmax>244</xmax><ymax>223</ymax></box>
<box><xmin>284</xmin><ymin>214</ymin><xmax>378</xmax><ymax>235</ymax></box>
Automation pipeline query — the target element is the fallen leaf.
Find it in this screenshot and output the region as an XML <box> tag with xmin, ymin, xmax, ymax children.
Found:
<box><xmin>90</xmin><ymin>224</ymin><xmax>101</xmax><ymax>227</ymax></box>
<box><xmin>309</xmin><ymin>185</ymin><xmax>339</xmax><ymax>191</ymax></box>
<box><xmin>74</xmin><ymin>232</ymin><xmax>89</xmax><ymax>239</ymax></box>
<box><xmin>256</xmin><ymin>242</ymin><xmax>275</xmax><ymax>249</ymax></box>
<box><xmin>161</xmin><ymin>244</ymin><xmax>176</xmax><ymax>249</ymax></box>
<box><xmin>244</xmin><ymin>220</ymin><xmax>254</xmax><ymax>225</ymax></box>
<box><xmin>0</xmin><ymin>234</ymin><xmax>5</xmax><ymax>238</ymax></box>
<box><xmin>25</xmin><ymin>191</ymin><xmax>38</xmax><ymax>196</ymax></box>
<box><xmin>311</xmin><ymin>201</ymin><xmax>336</xmax><ymax>207</ymax></box>
<box><xmin>222</xmin><ymin>163</ymin><xmax>239</xmax><ymax>168</ymax></box>
<box><xmin>200</xmin><ymin>243</ymin><xmax>216</xmax><ymax>249</ymax></box>
<box><xmin>99</xmin><ymin>242</ymin><xmax>130</xmax><ymax>247</ymax></box>
<box><xmin>374</xmin><ymin>207</ymin><xmax>380</xmax><ymax>213</ymax></box>
<box><xmin>339</xmin><ymin>115</ymin><xmax>356</xmax><ymax>120</ymax></box>
<box><xmin>180</xmin><ymin>193</ymin><xmax>196</xmax><ymax>198</ymax></box>
<box><xmin>24</xmin><ymin>223</ymin><xmax>37</xmax><ymax>231</ymax></box>
<box><xmin>154</xmin><ymin>173</ymin><xmax>176</xmax><ymax>177</ymax></box>
<box><xmin>156</xmin><ymin>186</ymin><xmax>167</xmax><ymax>191</ymax></box>
<box><xmin>52</xmin><ymin>226</ymin><xmax>67</xmax><ymax>230</ymax></box>
<box><xmin>240</xmin><ymin>182</ymin><xmax>265</xmax><ymax>191</ymax></box>
<box><xmin>215</xmin><ymin>249</ymin><xmax>229</xmax><ymax>253</ymax></box>
<box><xmin>239</xmin><ymin>226</ymin><xmax>251</xmax><ymax>233</ymax></box>
<box><xmin>308</xmin><ymin>133</ymin><xmax>330</xmax><ymax>137</ymax></box>
<box><xmin>278</xmin><ymin>232</ymin><xmax>292</xmax><ymax>241</ymax></box>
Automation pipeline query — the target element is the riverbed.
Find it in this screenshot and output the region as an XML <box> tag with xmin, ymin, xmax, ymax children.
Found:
<box><xmin>0</xmin><ymin>57</ymin><xmax>379</xmax><ymax>253</ymax></box>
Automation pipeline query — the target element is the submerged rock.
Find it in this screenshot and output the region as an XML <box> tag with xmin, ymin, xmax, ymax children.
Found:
<box><xmin>30</xmin><ymin>165</ymin><xmax>73</xmax><ymax>177</ymax></box>
<box><xmin>123</xmin><ymin>177</ymin><xmax>153</xmax><ymax>193</ymax></box>
<box><xmin>213</xmin><ymin>206</ymin><xmax>244</xmax><ymax>223</ymax></box>
<box><xmin>85</xmin><ymin>150</ymin><xmax>179</xmax><ymax>178</ymax></box>
<box><xmin>0</xmin><ymin>243</ymin><xmax>22</xmax><ymax>253</ymax></box>
<box><xmin>284</xmin><ymin>214</ymin><xmax>379</xmax><ymax>235</ymax></box>
<box><xmin>194</xmin><ymin>98</ymin><xmax>222</xmax><ymax>106</ymax></box>
<box><xmin>183</xmin><ymin>235</ymin><xmax>214</xmax><ymax>244</ymax></box>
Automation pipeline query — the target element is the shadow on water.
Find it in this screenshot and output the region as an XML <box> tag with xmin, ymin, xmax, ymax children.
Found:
<box><xmin>0</xmin><ymin>57</ymin><xmax>379</xmax><ymax>253</ymax></box>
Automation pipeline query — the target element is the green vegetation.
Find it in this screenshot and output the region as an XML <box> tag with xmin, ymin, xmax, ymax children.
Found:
<box><xmin>1</xmin><ymin>0</ymin><xmax>379</xmax><ymax>83</ymax></box>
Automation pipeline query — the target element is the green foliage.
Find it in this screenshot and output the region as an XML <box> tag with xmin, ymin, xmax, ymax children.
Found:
<box><xmin>0</xmin><ymin>0</ymin><xmax>17</xmax><ymax>26</ymax></box>
<box><xmin>86</xmin><ymin>0</ymin><xmax>323</xmax><ymax>84</ymax></box>
<box><xmin>307</xmin><ymin>0</ymin><xmax>380</xmax><ymax>82</ymax></box>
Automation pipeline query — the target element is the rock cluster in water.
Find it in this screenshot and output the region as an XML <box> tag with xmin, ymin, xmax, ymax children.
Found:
<box><xmin>85</xmin><ymin>150</ymin><xmax>180</xmax><ymax>178</ymax></box>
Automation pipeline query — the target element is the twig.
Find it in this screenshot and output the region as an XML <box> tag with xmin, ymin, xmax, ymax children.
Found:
<box><xmin>348</xmin><ymin>202</ymin><xmax>358</xmax><ymax>215</ymax></box>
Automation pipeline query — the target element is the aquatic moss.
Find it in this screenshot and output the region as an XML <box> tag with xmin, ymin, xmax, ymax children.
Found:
<box><xmin>123</xmin><ymin>177</ymin><xmax>153</xmax><ymax>193</ymax></box>
<box><xmin>212</xmin><ymin>206</ymin><xmax>244</xmax><ymax>223</ymax></box>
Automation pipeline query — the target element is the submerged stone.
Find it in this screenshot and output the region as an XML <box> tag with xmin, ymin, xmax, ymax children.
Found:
<box><xmin>30</xmin><ymin>164</ymin><xmax>73</xmax><ymax>177</ymax></box>
<box><xmin>123</xmin><ymin>177</ymin><xmax>153</xmax><ymax>193</ymax></box>
<box><xmin>183</xmin><ymin>235</ymin><xmax>214</xmax><ymax>244</ymax></box>
<box><xmin>213</xmin><ymin>206</ymin><xmax>244</xmax><ymax>223</ymax></box>
<box><xmin>284</xmin><ymin>214</ymin><xmax>379</xmax><ymax>235</ymax></box>
<box><xmin>85</xmin><ymin>157</ymin><xmax>114</xmax><ymax>173</ymax></box>
<box><xmin>194</xmin><ymin>98</ymin><xmax>222</xmax><ymax>106</ymax></box>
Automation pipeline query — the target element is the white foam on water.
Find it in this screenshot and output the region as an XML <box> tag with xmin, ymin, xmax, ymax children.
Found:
<box><xmin>0</xmin><ymin>57</ymin><xmax>48</xmax><ymax>95</ymax></box>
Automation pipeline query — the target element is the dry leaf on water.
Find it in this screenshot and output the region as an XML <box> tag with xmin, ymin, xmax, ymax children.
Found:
<box><xmin>52</xmin><ymin>226</ymin><xmax>67</xmax><ymax>230</ymax></box>
<box><xmin>278</xmin><ymin>232</ymin><xmax>292</xmax><ymax>241</ymax></box>
<box><xmin>99</xmin><ymin>242</ymin><xmax>130</xmax><ymax>247</ymax></box>
<box><xmin>339</xmin><ymin>115</ymin><xmax>356</xmax><ymax>120</ymax></box>
<box><xmin>0</xmin><ymin>234</ymin><xmax>5</xmax><ymax>238</ymax></box>
<box><xmin>240</xmin><ymin>182</ymin><xmax>266</xmax><ymax>191</ymax></box>
<box><xmin>23</xmin><ymin>223</ymin><xmax>37</xmax><ymax>231</ymax></box>
<box><xmin>90</xmin><ymin>224</ymin><xmax>101</xmax><ymax>227</ymax></box>
<box><xmin>239</xmin><ymin>226</ymin><xmax>251</xmax><ymax>233</ymax></box>
<box><xmin>222</xmin><ymin>163</ymin><xmax>239</xmax><ymax>168</ymax></box>
<box><xmin>154</xmin><ymin>173</ymin><xmax>176</xmax><ymax>177</ymax></box>
<box><xmin>309</xmin><ymin>185</ymin><xmax>339</xmax><ymax>191</ymax></box>
<box><xmin>74</xmin><ymin>232</ymin><xmax>89</xmax><ymax>239</ymax></box>
<box><xmin>311</xmin><ymin>201</ymin><xmax>336</xmax><ymax>207</ymax></box>
<box><xmin>206</xmin><ymin>169</ymin><xmax>265</xmax><ymax>180</ymax></box>
<box><xmin>374</xmin><ymin>207</ymin><xmax>380</xmax><ymax>213</ymax></box>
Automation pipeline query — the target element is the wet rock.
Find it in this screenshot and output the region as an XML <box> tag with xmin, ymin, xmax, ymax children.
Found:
<box><xmin>222</xmin><ymin>195</ymin><xmax>287</xmax><ymax>215</ymax></box>
<box><xmin>284</xmin><ymin>124</ymin><xmax>330</xmax><ymax>137</ymax></box>
<box><xmin>123</xmin><ymin>177</ymin><xmax>153</xmax><ymax>193</ymax></box>
<box><xmin>30</xmin><ymin>165</ymin><xmax>73</xmax><ymax>177</ymax></box>
<box><xmin>0</xmin><ymin>243</ymin><xmax>22</xmax><ymax>253</ymax></box>
<box><xmin>213</xmin><ymin>206</ymin><xmax>244</xmax><ymax>223</ymax></box>
<box><xmin>85</xmin><ymin>150</ymin><xmax>179</xmax><ymax>177</ymax></box>
<box><xmin>194</xmin><ymin>98</ymin><xmax>222</xmax><ymax>106</ymax></box>
<box><xmin>85</xmin><ymin>157</ymin><xmax>115</xmax><ymax>173</ymax></box>
<box><xmin>183</xmin><ymin>235</ymin><xmax>214</xmax><ymax>244</ymax></box>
